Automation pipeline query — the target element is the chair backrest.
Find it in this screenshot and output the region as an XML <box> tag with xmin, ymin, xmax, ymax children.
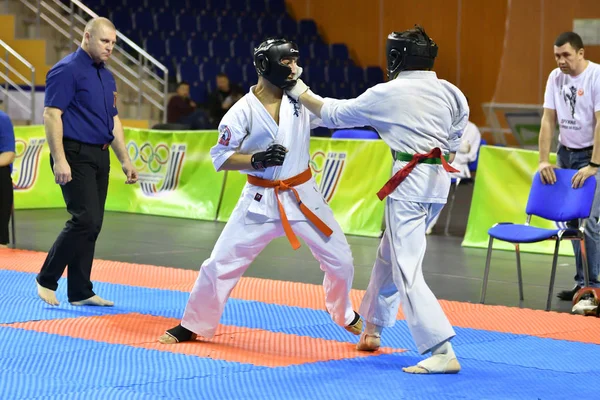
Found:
<box><xmin>526</xmin><ymin>169</ymin><xmax>597</xmax><ymax>221</ymax></box>
<box><xmin>331</xmin><ymin>129</ymin><xmax>379</xmax><ymax>140</ymax></box>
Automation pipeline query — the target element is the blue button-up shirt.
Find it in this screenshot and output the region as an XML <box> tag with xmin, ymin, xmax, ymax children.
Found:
<box><xmin>44</xmin><ymin>47</ymin><xmax>118</xmax><ymax>145</ymax></box>
<box><xmin>0</xmin><ymin>110</ymin><xmax>15</xmax><ymax>172</ymax></box>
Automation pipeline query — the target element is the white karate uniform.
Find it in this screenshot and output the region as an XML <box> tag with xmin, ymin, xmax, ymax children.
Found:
<box><xmin>449</xmin><ymin>121</ymin><xmax>482</xmax><ymax>179</ymax></box>
<box><xmin>319</xmin><ymin>70</ymin><xmax>469</xmax><ymax>354</ymax></box>
<box><xmin>181</xmin><ymin>86</ymin><xmax>357</xmax><ymax>339</ymax></box>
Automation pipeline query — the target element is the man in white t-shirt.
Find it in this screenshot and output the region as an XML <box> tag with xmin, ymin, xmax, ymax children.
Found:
<box><xmin>538</xmin><ymin>31</ymin><xmax>600</xmax><ymax>300</ymax></box>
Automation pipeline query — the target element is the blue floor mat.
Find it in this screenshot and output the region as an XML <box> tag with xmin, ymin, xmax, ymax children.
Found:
<box><xmin>2</xmin><ymin>269</ymin><xmax>599</xmax><ymax>399</ymax></box>
<box><xmin>0</xmin><ymin>328</ymin><xmax>260</xmax><ymax>399</ymax></box>
<box><xmin>124</xmin><ymin>353</ymin><xmax>599</xmax><ymax>400</ymax></box>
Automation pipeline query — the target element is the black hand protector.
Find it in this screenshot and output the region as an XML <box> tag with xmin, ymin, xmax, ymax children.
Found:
<box><xmin>251</xmin><ymin>144</ymin><xmax>287</xmax><ymax>170</ymax></box>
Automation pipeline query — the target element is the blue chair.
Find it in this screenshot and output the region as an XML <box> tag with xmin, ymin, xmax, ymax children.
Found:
<box><xmin>365</xmin><ymin>66</ymin><xmax>384</xmax><ymax>84</ymax></box>
<box><xmin>480</xmin><ymin>169</ymin><xmax>597</xmax><ymax>311</ymax></box>
<box><xmin>331</xmin><ymin>43</ymin><xmax>349</xmax><ymax>61</ymax></box>
<box><xmin>326</xmin><ymin>65</ymin><xmax>345</xmax><ymax>83</ymax></box>
<box><xmin>333</xmin><ymin>82</ymin><xmax>352</xmax><ymax>99</ymax></box>
<box><xmin>199</xmin><ymin>61</ymin><xmax>220</xmax><ymax>83</ymax></box>
<box><xmin>332</xmin><ymin>129</ymin><xmax>379</xmax><ymax>140</ymax></box>
<box><xmin>189</xmin><ymin>81</ymin><xmax>207</xmax><ymax>104</ymax></box>
<box><xmin>242</xmin><ymin>63</ymin><xmax>257</xmax><ymax>84</ymax></box>
<box><xmin>311</xmin><ymin>42</ymin><xmax>330</xmax><ymax>60</ymax></box>
<box><xmin>167</xmin><ymin>37</ymin><xmax>189</xmax><ymax>58</ymax></box>
<box><xmin>345</xmin><ymin>65</ymin><xmax>364</xmax><ymax>83</ymax></box>
<box><xmin>298</xmin><ymin>19</ymin><xmax>318</xmax><ymax>36</ymax></box>
<box><xmin>259</xmin><ymin>17</ymin><xmax>279</xmax><ymax>37</ymax></box>
<box><xmin>306</xmin><ymin>65</ymin><xmax>326</xmax><ymax>84</ymax></box>
<box><xmin>177</xmin><ymin>14</ymin><xmax>198</xmax><ymax>32</ymax></box>
<box><xmin>198</xmin><ymin>15</ymin><xmax>219</xmax><ymax>35</ymax></box>
<box><xmin>178</xmin><ymin>59</ymin><xmax>200</xmax><ymax>82</ymax></box>
<box><xmin>268</xmin><ymin>0</ymin><xmax>287</xmax><ymax>16</ymax></box>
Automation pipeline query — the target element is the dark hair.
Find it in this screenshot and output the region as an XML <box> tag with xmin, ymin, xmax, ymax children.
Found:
<box><xmin>177</xmin><ymin>81</ymin><xmax>190</xmax><ymax>87</ymax></box>
<box><xmin>554</xmin><ymin>32</ymin><xmax>584</xmax><ymax>51</ymax></box>
<box><xmin>216</xmin><ymin>73</ymin><xmax>229</xmax><ymax>79</ymax></box>
<box><xmin>398</xmin><ymin>24</ymin><xmax>428</xmax><ymax>41</ymax></box>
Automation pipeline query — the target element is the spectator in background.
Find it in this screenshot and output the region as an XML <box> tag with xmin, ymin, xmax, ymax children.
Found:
<box><xmin>425</xmin><ymin>109</ymin><xmax>481</xmax><ymax>235</ymax></box>
<box><xmin>447</xmin><ymin>98</ymin><xmax>481</xmax><ymax>179</ymax></box>
<box><xmin>166</xmin><ymin>81</ymin><xmax>210</xmax><ymax>130</ymax></box>
<box><xmin>538</xmin><ymin>31</ymin><xmax>600</xmax><ymax>300</ymax></box>
<box><xmin>0</xmin><ymin>110</ymin><xmax>15</xmax><ymax>248</ymax></box>
<box><xmin>206</xmin><ymin>73</ymin><xmax>243</xmax><ymax>127</ymax></box>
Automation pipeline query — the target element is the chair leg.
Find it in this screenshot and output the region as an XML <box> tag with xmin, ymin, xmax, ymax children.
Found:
<box><xmin>515</xmin><ymin>244</ymin><xmax>524</xmax><ymax>306</ymax></box>
<box><xmin>480</xmin><ymin>236</ymin><xmax>494</xmax><ymax>304</ymax></box>
<box><xmin>443</xmin><ymin>179</ymin><xmax>460</xmax><ymax>236</ymax></box>
<box><xmin>579</xmin><ymin>238</ymin><xmax>590</xmax><ymax>288</ymax></box>
<box><xmin>9</xmin><ymin>206</ymin><xmax>15</xmax><ymax>249</ymax></box>
<box><xmin>546</xmin><ymin>239</ymin><xmax>562</xmax><ymax>312</ymax></box>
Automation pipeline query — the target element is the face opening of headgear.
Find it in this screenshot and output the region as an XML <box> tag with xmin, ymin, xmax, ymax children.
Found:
<box><xmin>386</xmin><ymin>25</ymin><xmax>438</xmax><ymax>80</ymax></box>
<box><xmin>253</xmin><ymin>38</ymin><xmax>299</xmax><ymax>90</ymax></box>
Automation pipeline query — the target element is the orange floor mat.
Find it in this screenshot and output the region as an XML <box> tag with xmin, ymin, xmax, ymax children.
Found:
<box><xmin>2</xmin><ymin>248</ymin><xmax>600</xmax><ymax>345</ymax></box>
<box><xmin>4</xmin><ymin>313</ymin><xmax>403</xmax><ymax>367</ymax></box>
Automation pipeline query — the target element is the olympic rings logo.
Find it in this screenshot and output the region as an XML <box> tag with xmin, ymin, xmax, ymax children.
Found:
<box><xmin>309</xmin><ymin>151</ymin><xmax>326</xmax><ymax>173</ymax></box>
<box><xmin>127</xmin><ymin>141</ymin><xmax>170</xmax><ymax>173</ymax></box>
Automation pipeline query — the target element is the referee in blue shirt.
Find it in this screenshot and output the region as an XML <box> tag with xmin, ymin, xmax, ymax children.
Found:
<box><xmin>36</xmin><ymin>17</ymin><xmax>138</xmax><ymax>307</ymax></box>
<box><xmin>0</xmin><ymin>110</ymin><xmax>15</xmax><ymax>248</ymax></box>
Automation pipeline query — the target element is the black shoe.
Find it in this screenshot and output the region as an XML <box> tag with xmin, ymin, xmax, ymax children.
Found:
<box><xmin>556</xmin><ymin>285</ymin><xmax>581</xmax><ymax>301</ymax></box>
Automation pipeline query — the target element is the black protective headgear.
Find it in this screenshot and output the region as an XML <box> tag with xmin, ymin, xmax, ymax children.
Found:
<box><xmin>253</xmin><ymin>38</ymin><xmax>299</xmax><ymax>90</ymax></box>
<box><xmin>386</xmin><ymin>25</ymin><xmax>438</xmax><ymax>80</ymax></box>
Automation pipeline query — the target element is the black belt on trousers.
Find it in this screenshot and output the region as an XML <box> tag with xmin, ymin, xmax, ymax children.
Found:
<box><xmin>63</xmin><ymin>137</ymin><xmax>111</xmax><ymax>150</ymax></box>
<box><xmin>563</xmin><ymin>145</ymin><xmax>593</xmax><ymax>152</ymax></box>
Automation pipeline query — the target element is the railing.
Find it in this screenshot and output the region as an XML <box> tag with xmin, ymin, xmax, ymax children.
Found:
<box><xmin>0</xmin><ymin>39</ymin><xmax>35</xmax><ymax>124</ymax></box>
<box><xmin>18</xmin><ymin>0</ymin><xmax>169</xmax><ymax>122</ymax></box>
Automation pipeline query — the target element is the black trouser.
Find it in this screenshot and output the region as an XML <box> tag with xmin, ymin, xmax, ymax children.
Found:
<box><xmin>0</xmin><ymin>165</ymin><xmax>13</xmax><ymax>245</ymax></box>
<box><xmin>37</xmin><ymin>139</ymin><xmax>110</xmax><ymax>302</ymax></box>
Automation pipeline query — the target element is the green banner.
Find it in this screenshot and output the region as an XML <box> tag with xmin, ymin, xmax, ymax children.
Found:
<box><xmin>13</xmin><ymin>127</ymin><xmax>225</xmax><ymax>220</ymax></box>
<box><xmin>217</xmin><ymin>137</ymin><xmax>392</xmax><ymax>237</ymax></box>
<box><xmin>12</xmin><ymin>126</ymin><xmax>65</xmax><ymax>208</ymax></box>
<box><xmin>462</xmin><ymin>145</ymin><xmax>574</xmax><ymax>256</ymax></box>
<box><xmin>105</xmin><ymin>129</ymin><xmax>224</xmax><ymax>220</ymax></box>
<box><xmin>12</xmin><ymin>127</ymin><xmax>391</xmax><ymax>237</ymax></box>
<box><xmin>216</xmin><ymin>170</ymin><xmax>248</xmax><ymax>223</ymax></box>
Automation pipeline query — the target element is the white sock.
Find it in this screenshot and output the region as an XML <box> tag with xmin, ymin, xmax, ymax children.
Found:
<box><xmin>431</xmin><ymin>341</ymin><xmax>454</xmax><ymax>356</ymax></box>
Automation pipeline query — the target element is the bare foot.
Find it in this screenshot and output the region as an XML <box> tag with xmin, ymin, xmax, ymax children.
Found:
<box><xmin>37</xmin><ymin>281</ymin><xmax>60</xmax><ymax>306</ymax></box>
<box><xmin>70</xmin><ymin>295</ymin><xmax>114</xmax><ymax>307</ymax></box>
<box><xmin>402</xmin><ymin>355</ymin><xmax>461</xmax><ymax>374</ymax></box>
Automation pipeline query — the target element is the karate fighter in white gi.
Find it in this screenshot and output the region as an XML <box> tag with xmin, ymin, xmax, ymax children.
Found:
<box><xmin>286</xmin><ymin>25</ymin><xmax>468</xmax><ymax>374</ymax></box>
<box><xmin>158</xmin><ymin>38</ymin><xmax>363</xmax><ymax>344</ymax></box>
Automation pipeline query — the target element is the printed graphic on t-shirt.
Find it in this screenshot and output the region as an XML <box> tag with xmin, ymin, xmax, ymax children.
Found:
<box><xmin>563</xmin><ymin>85</ymin><xmax>577</xmax><ymax>118</ymax></box>
<box><xmin>558</xmin><ymin>85</ymin><xmax>584</xmax><ymax>132</ymax></box>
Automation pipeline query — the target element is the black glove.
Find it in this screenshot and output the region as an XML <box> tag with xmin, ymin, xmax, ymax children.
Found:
<box><xmin>251</xmin><ymin>144</ymin><xmax>287</xmax><ymax>169</ymax></box>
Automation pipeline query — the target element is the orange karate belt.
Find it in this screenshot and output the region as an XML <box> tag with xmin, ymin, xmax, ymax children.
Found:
<box><xmin>247</xmin><ymin>168</ymin><xmax>333</xmax><ymax>250</ymax></box>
